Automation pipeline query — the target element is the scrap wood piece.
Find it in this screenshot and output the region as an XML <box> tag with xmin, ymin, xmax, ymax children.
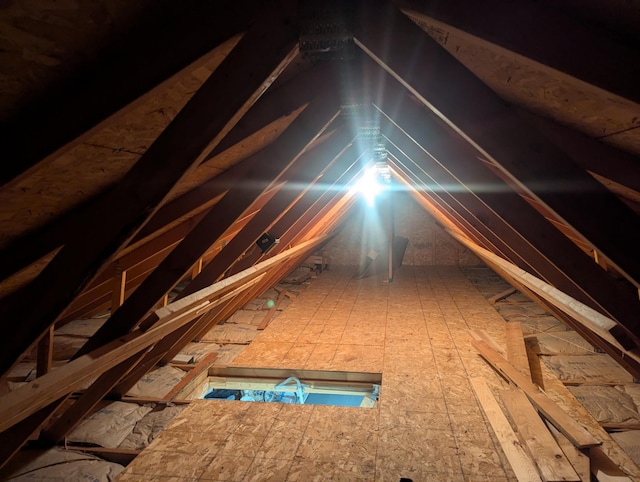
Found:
<box><xmin>506</xmin><ymin>322</ymin><xmax>532</xmax><ymax>380</ymax></box>
<box><xmin>258</xmin><ymin>290</ymin><xmax>287</xmax><ymax>330</ymax></box>
<box><xmin>538</xmin><ymin>366</ymin><xmax>640</xmax><ymax>480</ymax></box>
<box><xmin>472</xmin><ymin>339</ymin><xmax>601</xmax><ymax>448</ymax></box>
<box><xmin>162</xmin><ymin>351</ymin><xmax>218</xmax><ymax>402</ymax></box>
<box><xmin>500</xmin><ymin>387</ymin><xmax>580</xmax><ymax>481</ymax></box>
<box><xmin>489</xmin><ymin>287</ymin><xmax>517</xmax><ymax>305</ymax></box>
<box><xmin>545</xmin><ymin>421</ymin><xmax>590</xmax><ymax>482</ymax></box>
<box><xmin>470</xmin><ymin>377</ymin><xmax>542</xmax><ymax>482</ymax></box>
<box><xmin>590</xmin><ymin>447</ymin><xmax>633</xmax><ymax>482</ymax></box>
<box><xmin>470</xmin><ymin>329</ymin><xmax>506</xmax><ymax>358</ymax></box>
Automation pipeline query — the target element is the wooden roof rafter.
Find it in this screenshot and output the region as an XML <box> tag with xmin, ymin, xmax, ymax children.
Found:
<box><xmin>0</xmin><ymin>0</ymin><xmax>302</xmax><ymax>379</ymax></box>
<box><xmin>354</xmin><ymin>0</ymin><xmax>640</xmax><ymax>288</ymax></box>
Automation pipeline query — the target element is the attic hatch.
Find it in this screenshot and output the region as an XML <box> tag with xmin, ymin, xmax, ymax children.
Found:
<box><xmin>203</xmin><ymin>367</ymin><xmax>381</xmax><ymax>408</ymax></box>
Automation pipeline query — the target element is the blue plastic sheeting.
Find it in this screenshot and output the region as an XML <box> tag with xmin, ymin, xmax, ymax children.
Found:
<box><xmin>304</xmin><ymin>393</ymin><xmax>364</xmax><ymax>407</ymax></box>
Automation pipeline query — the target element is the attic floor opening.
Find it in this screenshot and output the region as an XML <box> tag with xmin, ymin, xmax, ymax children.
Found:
<box><xmin>117</xmin><ymin>265</ymin><xmax>532</xmax><ymax>480</ymax></box>
<box><xmin>204</xmin><ymin>367</ymin><xmax>381</xmax><ymax>408</ymax></box>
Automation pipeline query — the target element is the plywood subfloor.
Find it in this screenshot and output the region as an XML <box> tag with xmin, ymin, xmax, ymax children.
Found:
<box><xmin>118</xmin><ymin>266</ymin><xmax>517</xmax><ymax>481</ymax></box>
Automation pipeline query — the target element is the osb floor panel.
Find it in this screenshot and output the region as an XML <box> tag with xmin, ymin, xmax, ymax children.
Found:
<box><xmin>118</xmin><ymin>266</ymin><xmax>516</xmax><ymax>481</ymax></box>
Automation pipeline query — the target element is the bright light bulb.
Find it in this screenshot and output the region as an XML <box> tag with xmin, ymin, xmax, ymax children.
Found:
<box><xmin>352</xmin><ymin>167</ymin><xmax>382</xmax><ymax>207</ymax></box>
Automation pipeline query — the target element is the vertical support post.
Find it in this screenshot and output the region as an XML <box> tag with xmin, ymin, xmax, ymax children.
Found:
<box><xmin>36</xmin><ymin>326</ymin><xmax>54</xmax><ymax>378</ymax></box>
<box><xmin>111</xmin><ymin>261</ymin><xmax>127</xmax><ymax>313</ymax></box>
<box><xmin>191</xmin><ymin>258</ymin><xmax>203</xmax><ymax>279</ymax></box>
<box><xmin>388</xmin><ymin>190</ymin><xmax>394</xmax><ymax>282</ymax></box>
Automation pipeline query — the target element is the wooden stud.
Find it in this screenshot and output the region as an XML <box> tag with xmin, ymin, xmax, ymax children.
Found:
<box><xmin>111</xmin><ymin>262</ymin><xmax>127</xmax><ymax>313</ymax></box>
<box><xmin>36</xmin><ymin>326</ymin><xmax>54</xmax><ymax>378</ymax></box>
<box><xmin>0</xmin><ymin>398</ymin><xmax>67</xmax><ymax>471</ymax></box>
<box><xmin>191</xmin><ymin>258</ymin><xmax>203</xmax><ymax>280</ymax></box>
<box><xmin>39</xmin><ymin>352</ymin><xmax>149</xmax><ymax>445</ymax></box>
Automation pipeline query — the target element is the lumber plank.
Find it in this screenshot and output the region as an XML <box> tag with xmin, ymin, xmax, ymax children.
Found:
<box><xmin>472</xmin><ymin>339</ymin><xmax>600</xmax><ymax>448</ymax></box>
<box><xmin>469</xmin><ymin>329</ymin><xmax>507</xmax><ymax>359</ymax></box>
<box><xmin>489</xmin><ymin>288</ymin><xmax>517</xmax><ymax>305</ymax></box>
<box><xmin>469</xmin><ymin>377</ymin><xmax>542</xmax><ymax>482</ymax></box>
<box><xmin>545</xmin><ymin>421</ymin><xmax>590</xmax><ymax>482</ymax></box>
<box><xmin>39</xmin><ymin>352</ymin><xmax>149</xmax><ymax>445</ymax></box>
<box><xmin>590</xmin><ymin>447</ymin><xmax>633</xmax><ymax>482</ymax></box>
<box><xmin>500</xmin><ymin>387</ymin><xmax>580</xmax><ymax>481</ymax></box>
<box><xmin>506</xmin><ymin>322</ymin><xmax>532</xmax><ymax>380</ymax></box>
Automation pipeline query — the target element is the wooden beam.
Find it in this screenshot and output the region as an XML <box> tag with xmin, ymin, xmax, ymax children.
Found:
<box><xmin>228</xmin><ymin>140</ymin><xmax>363</xmax><ymax>276</ymax></box>
<box><xmin>0</xmin><ymin>2</ymin><xmax>300</xmax><ymax>378</ymax></box>
<box><xmin>180</xmin><ymin>123</ymin><xmax>354</xmax><ymax>298</ymax></box>
<box><xmin>36</xmin><ymin>326</ymin><xmax>54</xmax><ymax>378</ymax></box>
<box><xmin>469</xmin><ymin>377</ymin><xmax>542</xmax><ymax>482</ymax></box>
<box><xmin>0</xmin><ymin>61</ymin><xmax>337</xmax><ymax>286</ymax></box>
<box><xmin>38</xmin><ymin>352</ymin><xmax>149</xmax><ymax>445</ymax></box>
<box><xmin>474</xmin><ymin>248</ymin><xmax>640</xmax><ymax>379</ymax></box>
<box><xmin>375</xmin><ymin>83</ymin><xmax>640</xmax><ymax>346</ymax></box>
<box><xmin>456</xmin><ymin>233</ymin><xmax>639</xmax><ymax>361</ymax></box>
<box><xmin>0</xmin><ymin>398</ymin><xmax>66</xmax><ymax>471</ymax></box>
<box><xmin>355</xmin><ymin>0</ymin><xmax>640</xmax><ymax>287</ymax></box>
<box><xmin>518</xmin><ymin>110</ymin><xmax>640</xmax><ymax>197</ymax></box>
<box><xmin>76</xmin><ymin>89</ymin><xmax>340</xmax><ymax>359</ymax></box>
<box><xmin>0</xmin><ymin>0</ymin><xmax>259</xmax><ymax>188</ymax></box>
<box><xmin>472</xmin><ymin>339</ymin><xmax>600</xmax><ymax>448</ymax></box>
<box><xmin>0</xmin><ymin>237</ymin><xmax>326</xmax><ymax>433</ymax></box>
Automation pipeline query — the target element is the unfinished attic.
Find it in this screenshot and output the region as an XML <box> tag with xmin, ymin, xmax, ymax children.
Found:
<box><xmin>1</xmin><ymin>0</ymin><xmax>640</xmax><ymax>480</ymax></box>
